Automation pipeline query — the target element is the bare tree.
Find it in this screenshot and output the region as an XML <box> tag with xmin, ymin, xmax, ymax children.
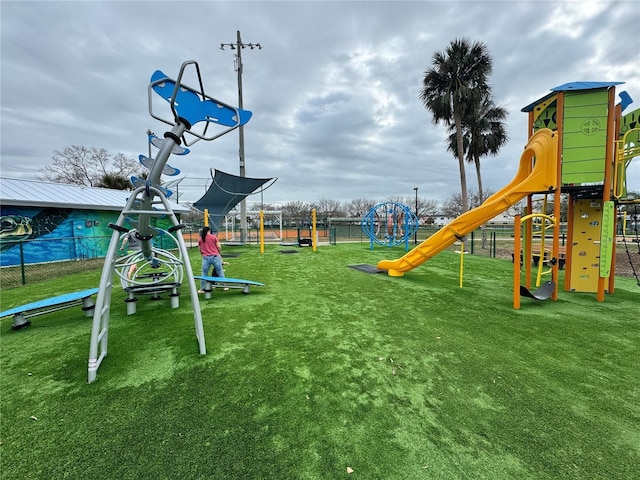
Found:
<box><xmin>316</xmin><ymin>197</ymin><xmax>345</xmax><ymax>217</ymax></box>
<box><xmin>38</xmin><ymin>146</ymin><xmax>140</xmax><ymax>188</ymax></box>
<box><xmin>282</xmin><ymin>201</ymin><xmax>311</xmax><ymax>226</ymax></box>
<box><xmin>416</xmin><ymin>197</ymin><xmax>439</xmax><ymax>217</ymax></box>
<box><xmin>250</xmin><ymin>202</ymin><xmax>280</xmax><ymax>211</ymax></box>
<box><xmin>345</xmin><ymin>198</ymin><xmax>377</xmax><ymax>218</ymax></box>
<box><xmin>441</xmin><ymin>188</ymin><xmax>489</xmax><ymax>217</ymax></box>
<box><xmin>387</xmin><ymin>195</ymin><xmax>440</xmax><ymax>218</ymax></box>
<box><xmin>282</xmin><ymin>201</ymin><xmax>310</xmax><ymax>217</ymax></box>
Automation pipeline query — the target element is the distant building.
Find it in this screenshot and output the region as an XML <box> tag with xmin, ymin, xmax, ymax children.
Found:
<box><xmin>427</xmin><ymin>211</ymin><xmax>514</xmax><ymax>227</ymax></box>
<box><xmin>0</xmin><ymin>177</ymin><xmax>189</xmax><ymax>267</ymax></box>
<box><xmin>429</xmin><ymin>214</ymin><xmax>455</xmax><ymax>227</ymax></box>
<box><xmin>488</xmin><ymin>212</ymin><xmax>514</xmax><ymax>224</ymax></box>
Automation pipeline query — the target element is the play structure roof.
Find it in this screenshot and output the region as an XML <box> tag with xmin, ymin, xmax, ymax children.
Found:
<box><xmin>193</xmin><ymin>169</ymin><xmax>274</xmax><ymax>231</ymax></box>
<box><xmin>0</xmin><ymin>177</ymin><xmax>190</xmax><ymax>212</ymax></box>
<box><xmin>550</xmin><ymin>81</ymin><xmax>624</xmax><ymax>92</ymax></box>
<box><xmin>521</xmin><ymin>81</ymin><xmax>624</xmax><ymax>113</ymax></box>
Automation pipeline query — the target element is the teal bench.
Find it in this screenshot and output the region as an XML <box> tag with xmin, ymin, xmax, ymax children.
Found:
<box><xmin>194</xmin><ymin>276</ymin><xmax>264</xmax><ymax>298</ymax></box>
<box><xmin>0</xmin><ymin>288</ymin><xmax>99</xmax><ymax>330</ymax></box>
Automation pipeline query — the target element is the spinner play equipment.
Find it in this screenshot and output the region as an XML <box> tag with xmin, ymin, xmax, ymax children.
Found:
<box><xmin>88</xmin><ymin>61</ymin><xmax>251</xmax><ymax>382</ymax></box>
<box><xmin>361</xmin><ymin>202</ymin><xmax>418</xmax><ymax>251</ymax></box>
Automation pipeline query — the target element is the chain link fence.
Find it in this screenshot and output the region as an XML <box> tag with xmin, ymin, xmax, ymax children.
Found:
<box><xmin>0</xmin><ymin>233</ymin><xmax>184</xmax><ymax>288</ymax></box>
<box><xmin>1</xmin><ymin>236</ymin><xmax>112</xmax><ymax>288</ymax></box>
<box><xmin>3</xmin><ymin>224</ymin><xmax>635</xmax><ymax>289</ymax></box>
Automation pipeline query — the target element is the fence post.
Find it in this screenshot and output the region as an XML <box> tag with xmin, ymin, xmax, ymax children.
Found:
<box><xmin>19</xmin><ymin>241</ymin><xmax>26</xmax><ymax>285</ymax></box>
<box><xmin>470</xmin><ymin>230</ymin><xmax>474</xmax><ymax>255</ymax></box>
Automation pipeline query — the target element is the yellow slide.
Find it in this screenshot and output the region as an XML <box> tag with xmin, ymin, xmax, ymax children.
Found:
<box><xmin>377</xmin><ymin>128</ymin><xmax>559</xmax><ymax>276</ymax></box>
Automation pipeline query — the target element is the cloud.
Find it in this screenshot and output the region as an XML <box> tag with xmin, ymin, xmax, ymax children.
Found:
<box><xmin>2</xmin><ymin>0</ymin><xmax>639</xmax><ymax>209</ymax></box>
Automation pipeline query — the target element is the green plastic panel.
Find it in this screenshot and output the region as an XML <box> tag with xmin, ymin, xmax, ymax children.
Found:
<box><xmin>561</xmin><ymin>89</ymin><xmax>610</xmax><ymax>185</ymax></box>
<box><xmin>599</xmin><ymin>201</ymin><xmax>614</xmax><ymax>277</ymax></box>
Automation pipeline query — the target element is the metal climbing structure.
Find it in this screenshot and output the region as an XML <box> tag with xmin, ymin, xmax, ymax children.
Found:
<box><xmin>88</xmin><ymin>61</ymin><xmax>252</xmax><ymax>382</ymax></box>
<box><xmin>361</xmin><ymin>202</ymin><xmax>418</xmax><ymax>251</ymax></box>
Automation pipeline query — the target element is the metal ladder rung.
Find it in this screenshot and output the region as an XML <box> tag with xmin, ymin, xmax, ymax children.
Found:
<box><xmin>97</xmin><ymin>327</ymin><xmax>108</xmax><ymax>343</ymax></box>
<box><xmin>95</xmin><ymin>351</ymin><xmax>106</xmax><ymax>367</ymax></box>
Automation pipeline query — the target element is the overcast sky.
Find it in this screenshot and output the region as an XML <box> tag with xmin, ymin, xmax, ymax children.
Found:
<box><xmin>2</xmin><ymin>0</ymin><xmax>639</xmax><ymax>209</ymax></box>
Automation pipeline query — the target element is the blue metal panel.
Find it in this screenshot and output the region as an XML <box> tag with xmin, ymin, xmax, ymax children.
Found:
<box><xmin>551</xmin><ymin>81</ymin><xmax>624</xmax><ymax>92</ymax></box>
<box><xmin>522</xmin><ymin>81</ymin><xmax>624</xmax><ymax>113</ymax></box>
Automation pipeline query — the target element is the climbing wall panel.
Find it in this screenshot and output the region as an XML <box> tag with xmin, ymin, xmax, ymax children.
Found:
<box><xmin>569</xmin><ymin>199</ymin><xmax>605</xmax><ymax>292</ymax></box>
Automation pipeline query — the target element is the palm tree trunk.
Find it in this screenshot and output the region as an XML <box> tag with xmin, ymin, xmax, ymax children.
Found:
<box><xmin>474</xmin><ymin>157</ymin><xmax>488</xmax><ymax>249</ymax></box>
<box><xmin>454</xmin><ymin>112</ymin><xmax>469</xmax><ymax>214</ymax></box>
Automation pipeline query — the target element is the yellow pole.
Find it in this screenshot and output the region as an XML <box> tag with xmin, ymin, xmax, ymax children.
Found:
<box><xmin>204</xmin><ymin>208</ymin><xmax>209</xmax><ymax>227</ymax></box>
<box><xmin>536</xmin><ymin>195</ymin><xmax>549</xmax><ymax>287</ymax></box>
<box><xmin>524</xmin><ymin>199</ymin><xmax>532</xmax><ymax>289</ymax></box>
<box><xmin>311</xmin><ymin>208</ymin><xmax>317</xmax><ymax>252</ymax></box>
<box><xmin>514</xmin><ymin>215</ymin><xmax>522</xmax><ymax>309</ymax></box>
<box><xmin>260</xmin><ymin>210</ymin><xmax>265</xmax><ymax>254</ymax></box>
<box><xmin>459</xmin><ymin>240</ymin><xmax>464</xmax><ymax>288</ymax></box>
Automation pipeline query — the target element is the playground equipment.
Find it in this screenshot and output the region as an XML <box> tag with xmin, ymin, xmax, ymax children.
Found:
<box><xmin>0</xmin><ymin>288</ymin><xmax>99</xmax><ymax>330</ymax></box>
<box><xmin>194</xmin><ymin>276</ymin><xmax>265</xmax><ymax>298</ymax></box>
<box><xmin>362</xmin><ymin>202</ymin><xmax>419</xmax><ymax>251</ymax></box>
<box><xmin>194</xmin><ymin>169</ymin><xmax>276</xmax><ymax>242</ymax></box>
<box><xmin>619</xmin><ymin>204</ymin><xmax>640</xmax><ymax>286</ymax></box>
<box><xmin>311</xmin><ymin>207</ymin><xmax>318</xmax><ymax>252</ymax></box>
<box><xmin>513</xmin><ymin>213</ymin><xmax>557</xmax><ymax>309</ymax></box>
<box><xmin>378</xmin><ymin>128</ymin><xmax>558</xmax><ymax>273</ymax></box>
<box><xmin>456</xmin><ymin>241</ymin><xmax>469</xmax><ymax>289</ymax></box>
<box><xmin>114</xmin><ymin>228</ymin><xmax>184</xmax><ymax>315</ymax></box>
<box><xmin>287</xmin><ymin>208</ymin><xmax>319</xmax><ymax>248</ymax></box>
<box><xmin>88</xmin><ymin>60</ymin><xmax>251</xmax><ymax>382</ymax></box>
<box><xmin>377</xmin><ymin>81</ymin><xmax>639</xmax><ymax>304</ymax></box>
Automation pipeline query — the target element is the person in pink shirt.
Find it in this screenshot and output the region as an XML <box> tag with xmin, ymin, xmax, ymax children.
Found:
<box><xmin>197</xmin><ymin>226</ymin><xmax>226</xmax><ymax>293</ymax></box>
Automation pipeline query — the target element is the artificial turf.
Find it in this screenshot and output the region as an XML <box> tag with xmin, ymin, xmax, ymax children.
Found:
<box><xmin>1</xmin><ymin>243</ymin><xmax>638</xmax><ymax>479</ymax></box>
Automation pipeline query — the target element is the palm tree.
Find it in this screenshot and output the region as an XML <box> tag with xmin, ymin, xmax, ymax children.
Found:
<box><xmin>420</xmin><ymin>38</ymin><xmax>492</xmax><ymax>213</ymax></box>
<box><xmin>445</xmin><ymin>94</ymin><xmax>508</xmax><ymax>248</ymax></box>
<box><xmin>446</xmin><ymin>94</ymin><xmax>508</xmax><ymax>205</ymax></box>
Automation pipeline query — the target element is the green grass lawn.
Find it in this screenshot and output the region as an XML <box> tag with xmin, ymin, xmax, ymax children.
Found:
<box><xmin>1</xmin><ymin>243</ymin><xmax>638</xmax><ymax>479</ymax></box>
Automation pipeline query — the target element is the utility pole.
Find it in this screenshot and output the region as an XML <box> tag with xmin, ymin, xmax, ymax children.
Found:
<box><xmin>220</xmin><ymin>31</ymin><xmax>262</xmax><ymax>244</ymax></box>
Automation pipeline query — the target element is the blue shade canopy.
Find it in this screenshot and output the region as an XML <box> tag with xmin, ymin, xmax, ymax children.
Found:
<box><xmin>193</xmin><ymin>170</ymin><xmax>275</xmax><ymax>231</ymax></box>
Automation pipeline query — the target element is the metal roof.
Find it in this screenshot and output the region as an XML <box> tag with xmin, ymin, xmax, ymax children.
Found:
<box><xmin>521</xmin><ymin>81</ymin><xmax>625</xmax><ymax>112</ymax></box>
<box><xmin>550</xmin><ymin>81</ymin><xmax>624</xmax><ymax>92</ymax></box>
<box><xmin>521</xmin><ymin>92</ymin><xmax>558</xmax><ymax>113</ymax></box>
<box><xmin>0</xmin><ymin>177</ymin><xmax>190</xmax><ymax>213</ymax></box>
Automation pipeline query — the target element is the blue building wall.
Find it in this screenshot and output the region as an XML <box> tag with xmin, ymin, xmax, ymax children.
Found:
<box><xmin>0</xmin><ymin>206</ymin><xmax>177</xmax><ymax>267</ymax></box>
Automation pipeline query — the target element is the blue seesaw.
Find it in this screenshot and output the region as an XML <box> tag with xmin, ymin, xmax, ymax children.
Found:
<box><xmin>194</xmin><ymin>276</ymin><xmax>264</xmax><ymax>298</ymax></box>
<box><xmin>0</xmin><ymin>288</ymin><xmax>99</xmax><ymax>330</ymax></box>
